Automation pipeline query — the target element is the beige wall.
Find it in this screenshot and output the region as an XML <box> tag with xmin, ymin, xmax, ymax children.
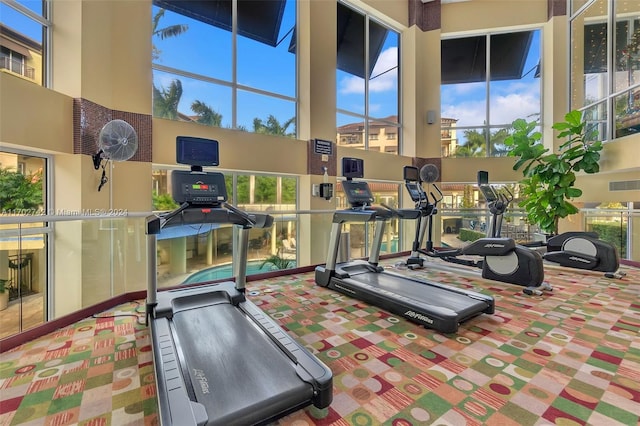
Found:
<box><xmin>441</xmin><ymin>0</ymin><xmax>547</xmax><ymax>34</ymax></box>
<box><xmin>152</xmin><ymin>119</ymin><xmax>308</xmax><ymax>176</ymax></box>
<box><xmin>50</xmin><ymin>0</ymin><xmax>152</xmax><ymax>113</ymax></box>
<box><xmin>0</xmin><ymin>73</ymin><xmax>73</xmax><ymax>154</ymax></box>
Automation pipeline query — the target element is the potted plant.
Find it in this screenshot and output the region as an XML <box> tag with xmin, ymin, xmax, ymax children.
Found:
<box><xmin>504</xmin><ymin>110</ymin><xmax>604</xmax><ymax>235</ymax></box>
<box><xmin>0</xmin><ymin>279</ymin><xmax>9</xmax><ymax>311</ymax></box>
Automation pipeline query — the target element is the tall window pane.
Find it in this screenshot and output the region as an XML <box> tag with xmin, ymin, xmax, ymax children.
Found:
<box><xmin>237</xmin><ymin>0</ymin><xmax>296</xmax><ymax>97</ymax></box>
<box><xmin>0</xmin><ymin>151</ymin><xmax>49</xmax><ymax>337</ymax></box>
<box><xmin>153</xmin><ymin>6</ymin><xmax>231</xmax><ymax>81</ymax></box>
<box><xmin>572</xmin><ymin>0</ymin><xmax>608</xmax><ymax>109</ymax></box>
<box><xmin>441</xmin><ymin>36</ymin><xmax>488</xmax><ymax>128</ymax></box>
<box><xmin>336</xmin><ymin>2</ymin><xmax>400</xmax><ymax>153</ymax></box>
<box><xmin>336</xmin><ymin>5</ymin><xmax>365</xmax><ymax>115</ymax></box>
<box><xmin>571</xmin><ymin>0</ymin><xmax>640</xmax><ymax>140</ymax></box>
<box><xmin>237</xmin><ymin>89</ymin><xmax>296</xmax><ymax>136</ymax></box>
<box><xmin>153</xmin><ymin>69</ymin><xmax>232</xmax><ymax>128</ymax></box>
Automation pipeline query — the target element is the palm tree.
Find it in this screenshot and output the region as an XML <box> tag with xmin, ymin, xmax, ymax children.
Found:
<box><xmin>455</xmin><ymin>127</ymin><xmax>513</xmax><ymax>157</ymax></box>
<box><xmin>191</xmin><ymin>100</ymin><xmax>223</xmax><ymax>127</ymax></box>
<box><xmin>253</xmin><ymin>115</ymin><xmax>296</xmax><ymax>137</ymax></box>
<box><xmin>152</xmin><ymin>8</ymin><xmax>188</xmax><ymax>60</ymax></box>
<box><xmin>455</xmin><ymin>129</ymin><xmax>486</xmax><ymax>157</ymax></box>
<box><xmin>489</xmin><ymin>127</ymin><xmax>512</xmax><ymax>157</ymax></box>
<box><xmin>153</xmin><ymin>79</ymin><xmax>183</xmax><ymax>119</ymax></box>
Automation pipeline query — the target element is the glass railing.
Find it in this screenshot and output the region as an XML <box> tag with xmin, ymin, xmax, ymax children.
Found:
<box><xmin>582</xmin><ymin>208</ymin><xmax>639</xmax><ymax>261</ymax></box>
<box><xmin>438</xmin><ymin>207</ymin><xmax>639</xmax><ymax>262</ymax></box>
<box><xmin>438</xmin><ymin>208</ymin><xmax>541</xmax><ymax>246</ymax></box>
<box><xmin>0</xmin><ymin>209</ymin><xmax>409</xmax><ymax>339</ymax></box>
<box><xmin>3</xmin><ymin>206</ymin><xmax>635</xmax><ymax>339</ymax></box>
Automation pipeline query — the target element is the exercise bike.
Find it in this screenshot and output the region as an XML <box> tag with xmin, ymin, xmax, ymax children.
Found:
<box><xmin>404</xmin><ymin>166</ymin><xmax>545</xmax><ymax>288</ymax></box>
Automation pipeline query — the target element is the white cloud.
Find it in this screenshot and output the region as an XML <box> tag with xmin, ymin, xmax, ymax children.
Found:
<box><xmin>442</xmin><ymin>80</ymin><xmax>540</xmax><ymax>126</ymax></box>
<box><xmin>339</xmin><ymin>47</ymin><xmax>398</xmax><ymax>95</ymax></box>
<box><xmin>339</xmin><ymin>75</ymin><xmax>365</xmax><ymax>94</ymax></box>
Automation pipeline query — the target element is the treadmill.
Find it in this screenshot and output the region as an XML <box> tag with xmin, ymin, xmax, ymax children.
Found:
<box><xmin>315</xmin><ymin>157</ymin><xmax>494</xmax><ymax>334</ymax></box>
<box><xmin>146</xmin><ymin>137</ymin><xmax>332</xmax><ymax>426</ymax></box>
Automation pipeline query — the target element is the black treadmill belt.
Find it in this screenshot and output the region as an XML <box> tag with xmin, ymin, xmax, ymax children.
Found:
<box><xmin>172</xmin><ymin>303</ymin><xmax>313</xmax><ymax>426</ymax></box>
<box><xmin>349</xmin><ymin>272</ymin><xmax>489</xmax><ymax>317</ymax></box>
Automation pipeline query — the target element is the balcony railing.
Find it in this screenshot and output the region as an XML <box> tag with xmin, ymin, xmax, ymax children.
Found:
<box><xmin>0</xmin><ymin>56</ymin><xmax>35</xmax><ymax>79</ymax></box>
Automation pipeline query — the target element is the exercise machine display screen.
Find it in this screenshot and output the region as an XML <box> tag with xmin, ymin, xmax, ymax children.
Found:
<box><xmin>477</xmin><ymin>171</ymin><xmax>498</xmax><ymax>202</ymax></box>
<box><xmin>171</xmin><ymin>171</ymin><xmax>227</xmax><ymax>205</ymax></box>
<box><xmin>405</xmin><ymin>183</ymin><xmax>422</xmax><ymax>202</ymax></box>
<box><xmin>342</xmin><ymin>157</ymin><xmax>364</xmax><ymax>179</ymax></box>
<box><xmin>176</xmin><ymin>136</ymin><xmax>219</xmax><ymax>167</ymax></box>
<box><xmin>403</xmin><ymin>166</ymin><xmax>420</xmax><ymax>182</ymax></box>
<box><xmin>342</xmin><ymin>180</ymin><xmax>374</xmax><ymax>207</ymax></box>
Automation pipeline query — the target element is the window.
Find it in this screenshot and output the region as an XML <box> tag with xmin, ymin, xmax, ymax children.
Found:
<box><xmin>336</xmin><ymin>2</ymin><xmax>400</xmax><ymax>153</ymax></box>
<box><xmin>571</xmin><ymin>0</ymin><xmax>640</xmax><ymax>140</ymax></box>
<box><xmin>0</xmin><ymin>0</ymin><xmax>50</xmax><ymax>86</ymax></box>
<box><xmin>441</xmin><ymin>29</ymin><xmax>542</xmax><ymax>157</ymax></box>
<box><xmin>0</xmin><ymin>150</ymin><xmax>50</xmax><ymax>337</ymax></box>
<box><xmin>152</xmin><ymin>0</ymin><xmax>297</xmax><ymax>135</ymax></box>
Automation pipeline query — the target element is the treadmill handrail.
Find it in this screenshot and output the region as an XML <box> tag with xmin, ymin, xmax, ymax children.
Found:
<box><xmin>333</xmin><ymin>209</ymin><xmax>377</xmax><ymax>223</ymax></box>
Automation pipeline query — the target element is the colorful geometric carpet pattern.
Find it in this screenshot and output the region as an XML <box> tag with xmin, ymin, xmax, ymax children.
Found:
<box><xmin>1</xmin><ymin>262</ymin><xmax>639</xmax><ymax>426</ymax></box>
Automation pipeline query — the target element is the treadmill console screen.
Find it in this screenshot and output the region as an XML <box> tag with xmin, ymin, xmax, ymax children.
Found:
<box><xmin>177</xmin><ymin>136</ymin><xmax>219</xmax><ymax>167</ymax></box>
<box><xmin>342</xmin><ymin>157</ymin><xmax>364</xmax><ymax>179</ymax></box>
<box><xmin>171</xmin><ymin>170</ymin><xmax>227</xmax><ymax>205</ymax></box>
<box><xmin>342</xmin><ymin>180</ymin><xmax>374</xmax><ymax>207</ymax></box>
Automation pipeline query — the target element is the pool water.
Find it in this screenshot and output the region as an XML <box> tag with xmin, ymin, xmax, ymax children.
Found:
<box><xmin>182</xmin><ymin>260</ymin><xmax>291</xmax><ymax>284</ymax></box>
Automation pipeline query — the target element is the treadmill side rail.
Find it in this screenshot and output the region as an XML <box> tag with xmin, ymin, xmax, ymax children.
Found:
<box><xmin>240</xmin><ymin>300</ymin><xmax>333</xmax><ymax>409</ymax></box>
<box><xmin>151</xmin><ymin>318</ymin><xmax>209</xmax><ymax>426</ymax></box>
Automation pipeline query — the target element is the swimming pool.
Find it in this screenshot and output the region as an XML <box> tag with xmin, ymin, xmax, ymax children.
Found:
<box><xmin>182</xmin><ymin>259</ymin><xmax>295</xmax><ymax>284</ymax></box>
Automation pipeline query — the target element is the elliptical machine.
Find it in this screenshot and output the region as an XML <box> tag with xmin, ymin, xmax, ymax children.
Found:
<box><xmin>538</xmin><ymin>233</ymin><xmax>622</xmax><ymax>277</ymax></box>
<box><xmin>473</xmin><ymin>172</ymin><xmax>623</xmax><ymax>279</ymax></box>
<box><xmin>405</xmin><ymin>165</ymin><xmax>545</xmax><ymax>288</ymax></box>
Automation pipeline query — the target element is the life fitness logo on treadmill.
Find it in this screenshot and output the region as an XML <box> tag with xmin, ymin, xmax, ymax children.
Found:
<box><xmin>193</xmin><ymin>368</ymin><xmax>210</xmax><ymax>394</ymax></box>
<box><xmin>404</xmin><ymin>310</ymin><xmax>434</xmax><ymax>324</ymax></box>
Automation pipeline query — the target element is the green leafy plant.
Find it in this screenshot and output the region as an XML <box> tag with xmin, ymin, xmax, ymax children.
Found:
<box><xmin>504</xmin><ymin>110</ymin><xmax>603</xmax><ymax>234</ymax></box>
<box><xmin>152</xmin><ymin>191</ymin><xmax>179</xmax><ymax>211</ymax></box>
<box><xmin>0</xmin><ymin>166</ymin><xmax>43</xmax><ymax>212</ymax></box>
<box><xmin>0</xmin><ymin>279</ymin><xmax>7</xmax><ymax>294</ymax></box>
<box><xmin>260</xmin><ymin>251</ymin><xmax>294</xmax><ymax>271</ymax></box>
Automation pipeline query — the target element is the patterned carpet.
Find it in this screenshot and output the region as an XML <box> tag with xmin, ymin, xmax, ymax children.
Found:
<box><xmin>1</xmin><ymin>261</ymin><xmax>639</xmax><ymax>426</ymax></box>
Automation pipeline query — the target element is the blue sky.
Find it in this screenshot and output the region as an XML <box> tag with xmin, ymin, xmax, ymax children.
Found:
<box><xmin>1</xmin><ymin>1</ymin><xmax>43</xmax><ymax>42</ymax></box>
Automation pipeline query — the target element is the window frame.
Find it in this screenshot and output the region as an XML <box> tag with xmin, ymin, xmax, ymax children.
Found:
<box><xmin>150</xmin><ymin>0</ymin><xmax>298</xmax><ymax>136</ymax></box>
<box><xmin>570</xmin><ymin>0</ymin><xmax>640</xmax><ymax>141</ymax></box>
<box><xmin>440</xmin><ymin>27</ymin><xmax>543</xmax><ymax>158</ymax></box>
<box><xmin>1</xmin><ymin>0</ymin><xmax>52</xmax><ymax>87</ymax></box>
<box><xmin>335</xmin><ymin>0</ymin><xmax>402</xmax><ymax>154</ymax></box>
<box><xmin>0</xmin><ymin>147</ymin><xmax>53</xmax><ymax>324</ymax></box>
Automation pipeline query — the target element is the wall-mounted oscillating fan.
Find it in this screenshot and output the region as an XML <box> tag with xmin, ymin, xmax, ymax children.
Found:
<box><xmin>92</xmin><ymin>119</ymin><xmax>139</xmax><ymax>191</ymax></box>
<box><xmin>419</xmin><ymin>163</ymin><xmax>439</xmax><ymax>183</ymax></box>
